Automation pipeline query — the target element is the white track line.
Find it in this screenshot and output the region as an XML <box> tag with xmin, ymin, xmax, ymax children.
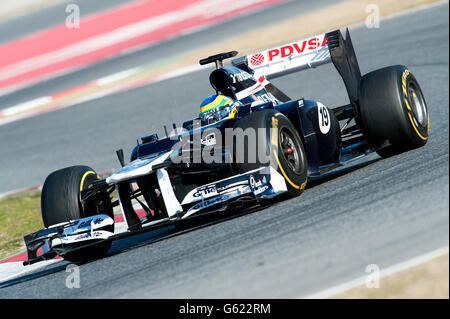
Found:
<box><xmin>303</xmin><ymin>246</ymin><xmax>449</xmax><ymax>299</ymax></box>
<box><xmin>1</xmin><ymin>96</ymin><xmax>52</xmax><ymax>117</ymax></box>
<box><xmin>0</xmin><ymin>63</ymin><xmax>207</xmax><ymax>127</ymax></box>
<box><xmin>95</xmin><ymin>67</ymin><xmax>142</xmax><ymax>86</ymax></box>
<box><xmin>155</xmin><ymin>63</ymin><xmax>206</xmax><ymax>82</ymax></box>
<box><xmin>0</xmin><ymin>259</ymin><xmax>62</xmax><ymax>284</ymax></box>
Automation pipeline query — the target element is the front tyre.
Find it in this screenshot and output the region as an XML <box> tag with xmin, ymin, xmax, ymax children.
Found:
<box><xmin>358</xmin><ymin>65</ymin><xmax>429</xmax><ymax>158</ymax></box>
<box><xmin>233</xmin><ymin>109</ymin><xmax>308</xmax><ymax>197</ymax></box>
<box><xmin>41</xmin><ymin>165</ymin><xmax>113</xmax><ymax>262</ymax></box>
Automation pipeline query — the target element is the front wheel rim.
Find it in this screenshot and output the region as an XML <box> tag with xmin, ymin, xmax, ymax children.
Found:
<box><xmin>408</xmin><ymin>82</ymin><xmax>427</xmax><ymax>128</ymax></box>
<box><xmin>280</xmin><ymin>128</ymin><xmax>302</xmax><ymax>174</ymax></box>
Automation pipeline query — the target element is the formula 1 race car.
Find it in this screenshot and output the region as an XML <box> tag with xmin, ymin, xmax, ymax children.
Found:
<box><xmin>23</xmin><ymin>29</ymin><xmax>429</xmax><ymax>265</ymax></box>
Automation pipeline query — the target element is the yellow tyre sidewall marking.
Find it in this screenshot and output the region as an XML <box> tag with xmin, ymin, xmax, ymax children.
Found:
<box><xmin>408</xmin><ymin>112</ymin><xmax>428</xmax><ymax>141</ymax></box>
<box><xmin>272</xmin><ymin>150</ymin><xmax>307</xmax><ymax>190</ymax></box>
<box><xmin>402</xmin><ymin>69</ymin><xmax>409</xmax><ymax>97</ymax></box>
<box><xmin>402</xmin><ymin>69</ymin><xmax>428</xmax><ymax>141</ymax></box>
<box><xmin>80</xmin><ymin>170</ymin><xmax>97</xmax><ymax>192</ymax></box>
<box><xmin>271</xmin><ymin>116</ymin><xmax>279</xmax><ymax>148</ymax></box>
<box><xmin>404</xmin><ymin>98</ymin><xmax>412</xmax><ymax>111</ymax></box>
<box><xmin>271</xmin><ymin>113</ymin><xmax>307</xmax><ymax>191</ymax></box>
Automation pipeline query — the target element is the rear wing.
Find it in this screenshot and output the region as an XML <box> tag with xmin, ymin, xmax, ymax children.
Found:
<box><xmin>232</xmin><ymin>29</ymin><xmax>362</xmax><ymax>105</ymax></box>
<box><xmin>240</xmin><ymin>33</ymin><xmax>330</xmax><ymax>79</ymax></box>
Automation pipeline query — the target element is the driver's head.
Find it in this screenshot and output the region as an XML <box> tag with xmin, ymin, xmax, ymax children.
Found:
<box><xmin>199</xmin><ymin>94</ymin><xmax>239</xmax><ymax>124</ymax></box>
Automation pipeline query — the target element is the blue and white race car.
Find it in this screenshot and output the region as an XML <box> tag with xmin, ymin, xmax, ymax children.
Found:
<box><xmin>23</xmin><ymin>29</ymin><xmax>429</xmax><ymax>265</ymax></box>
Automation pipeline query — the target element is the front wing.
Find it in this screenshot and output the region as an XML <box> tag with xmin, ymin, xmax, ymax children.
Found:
<box><xmin>23</xmin><ymin>166</ymin><xmax>288</xmax><ymax>265</ymax></box>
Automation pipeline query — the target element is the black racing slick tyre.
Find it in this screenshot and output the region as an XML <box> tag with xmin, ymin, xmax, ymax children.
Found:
<box><xmin>233</xmin><ymin>109</ymin><xmax>308</xmax><ymax>197</ymax></box>
<box><xmin>41</xmin><ymin>165</ymin><xmax>113</xmax><ymax>262</ymax></box>
<box><xmin>358</xmin><ymin>65</ymin><xmax>429</xmax><ymax>158</ymax></box>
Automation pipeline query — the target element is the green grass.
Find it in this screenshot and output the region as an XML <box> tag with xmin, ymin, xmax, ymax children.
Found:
<box><xmin>0</xmin><ymin>172</ymin><xmax>118</xmax><ymax>261</ymax></box>
<box><xmin>0</xmin><ymin>191</ymin><xmax>43</xmax><ymax>260</ymax></box>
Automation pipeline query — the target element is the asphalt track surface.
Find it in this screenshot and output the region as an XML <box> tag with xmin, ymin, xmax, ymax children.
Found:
<box><xmin>0</xmin><ymin>3</ymin><xmax>448</xmax><ymax>298</ymax></box>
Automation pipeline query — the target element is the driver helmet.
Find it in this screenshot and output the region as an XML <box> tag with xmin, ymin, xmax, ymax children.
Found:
<box><xmin>199</xmin><ymin>94</ymin><xmax>240</xmax><ymax>124</ymax></box>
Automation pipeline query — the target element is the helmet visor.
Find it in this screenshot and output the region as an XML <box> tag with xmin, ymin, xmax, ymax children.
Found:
<box><xmin>200</xmin><ymin>95</ymin><xmax>233</xmax><ymax>123</ymax></box>
<box><xmin>200</xmin><ymin>105</ymin><xmax>232</xmax><ymax>124</ymax></box>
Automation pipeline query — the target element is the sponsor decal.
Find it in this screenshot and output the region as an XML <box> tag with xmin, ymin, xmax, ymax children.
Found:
<box><xmin>73</xmin><ymin>231</ymin><xmax>103</xmax><ymax>241</ymax></box>
<box><xmin>201</xmin><ymin>132</ymin><xmax>216</xmax><ymax>146</ymax></box>
<box><xmin>268</xmin><ymin>36</ymin><xmax>327</xmax><ymax>62</ymax></box>
<box><xmin>193</xmin><ymin>185</ymin><xmax>217</xmax><ymax>198</ymax></box>
<box><xmin>253</xmin><ymin>92</ymin><xmax>272</xmax><ymax>104</ymax></box>
<box><xmin>230</xmin><ymin>71</ymin><xmax>253</xmax><ymax>83</ymax></box>
<box><xmin>249</xmin><ymin>174</ymin><xmax>269</xmax><ymax>195</ymax></box>
<box><xmin>254</xmin><ymin>185</ymin><xmax>269</xmax><ymax>195</ymax></box>
<box><xmin>249</xmin><ymin>174</ymin><xmax>267</xmax><ymax>189</ymax></box>
<box><xmin>191</xmin><ymin>194</ymin><xmax>231</xmax><ymax>211</ymax></box>
<box><xmin>317</xmin><ymin>102</ymin><xmax>331</xmax><ymax>134</ymax></box>
<box><xmin>250</xmin><ymin>53</ymin><xmax>265</xmax><ymax>66</ymax></box>
<box><xmin>251</xmin><ymin>35</ymin><xmax>328</xmax><ymax>66</ymax></box>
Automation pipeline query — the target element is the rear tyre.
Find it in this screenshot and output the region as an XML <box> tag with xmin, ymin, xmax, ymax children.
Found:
<box><xmin>358</xmin><ymin>65</ymin><xmax>429</xmax><ymax>158</ymax></box>
<box><xmin>232</xmin><ymin>109</ymin><xmax>308</xmax><ymax>197</ymax></box>
<box><xmin>41</xmin><ymin>165</ymin><xmax>113</xmax><ymax>262</ymax></box>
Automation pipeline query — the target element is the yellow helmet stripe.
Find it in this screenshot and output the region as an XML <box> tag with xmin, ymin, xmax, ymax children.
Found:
<box><xmin>200</xmin><ymin>95</ymin><xmax>232</xmax><ymax>114</ymax></box>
